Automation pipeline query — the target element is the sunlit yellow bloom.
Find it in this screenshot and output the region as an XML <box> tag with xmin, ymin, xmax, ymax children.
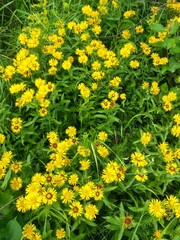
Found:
<box><xmin>10</xmin><ymin>177</ymin><xmax>22</xmax><ymax>191</ymax></box>
<box><xmin>80</xmin><ymin>159</ymin><xmax>90</xmax><ymax>170</ymax></box>
<box><xmin>10</xmin><ymin>161</ymin><xmax>22</xmax><ymax>173</ymax></box>
<box><xmin>84</xmin><ymin>204</ymin><xmax>99</xmax><ymax>220</ymax></box>
<box><xmin>97</xmin><ymin>145</ymin><xmax>109</xmax><ymax>158</ymax></box>
<box><xmin>22</xmin><ymin>223</ymin><xmax>36</xmax><ymax>239</ymax></box>
<box><xmin>69</xmin><ymin>201</ymin><xmax>83</xmax><ymax>218</ymax></box>
<box><xmin>141</xmin><ymin>132</ymin><xmax>152</xmax><ymax>145</ymax></box>
<box><xmin>56</xmin><ymin>228</ymin><xmax>66</xmax><ymax>239</ymax></box>
<box><xmin>0</xmin><ymin>133</ymin><xmax>5</xmax><ymax>144</ymax></box>
<box><xmin>61</xmin><ymin>188</ymin><xmax>75</xmax><ymax>204</ymax></box>
<box><xmin>149</xmin><ymin>199</ymin><xmax>166</xmax><ymax>218</ymax></box>
<box><xmin>42</xmin><ymin>188</ymin><xmax>57</xmax><ymax>205</ymax></box>
<box><xmin>166</xmin><ymin>162</ymin><xmax>179</xmax><ymax>175</ymax></box>
<box><xmin>131</xmin><ymin>152</ymin><xmax>148</xmax><ymax>167</ymax></box>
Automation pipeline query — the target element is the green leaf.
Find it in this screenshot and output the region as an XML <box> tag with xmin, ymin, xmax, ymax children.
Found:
<box><xmin>105</xmin><ymin>224</ymin><xmax>120</xmax><ymax>231</ymax></box>
<box><xmin>1</xmin><ymin>169</ymin><xmax>11</xmax><ymax>190</ymax></box>
<box><xmin>163</xmin><ymin>218</ymin><xmax>178</xmax><ymax>235</ymax></box>
<box><xmin>103</xmin><ymin>216</ymin><xmax>120</xmax><ymax>225</ymax></box>
<box><xmin>151</xmin><ymin>23</ymin><xmax>165</xmax><ymax>32</ymax></box>
<box><xmin>119</xmin><ymin>202</ymin><xmax>125</xmax><ymax>218</ymax></box>
<box><xmin>168</xmin><ymin>58</ymin><xmax>180</xmax><ymax>73</ymax></box>
<box><xmin>169</xmin><ymin>21</ymin><xmax>179</xmax><ymax>35</ymax></box>
<box><xmin>73</xmin><ymin>233</ymin><xmax>86</xmax><ymax>240</ymax></box>
<box><xmin>71</xmin><ymin>219</ymin><xmax>81</xmax><ymax>232</ymax></box>
<box><xmin>6</xmin><ymin>217</ymin><xmax>22</xmax><ymax>240</ymax></box>
<box><xmin>103</xmin><ymin>197</ymin><xmax>116</xmax><ymax>210</ymax></box>
<box><xmin>170</xmin><ymin>47</ymin><xmax>180</xmax><ymax>54</ymax></box>
<box><xmin>104</xmin><ymin>186</ymin><xmax>118</xmax><ymax>192</ymax></box>
<box><xmin>114</xmin><ymin>225</ymin><xmax>125</xmax><ymax>240</ymax></box>
<box><xmin>83</xmin><ymin>219</ymin><xmax>97</xmax><ymax>227</ymax></box>
<box><xmin>164</xmin><ymin>38</ymin><xmax>176</xmax><ymax>49</ymax></box>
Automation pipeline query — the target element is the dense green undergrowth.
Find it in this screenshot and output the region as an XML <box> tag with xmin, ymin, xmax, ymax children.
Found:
<box><xmin>0</xmin><ymin>0</ymin><xmax>180</xmax><ymax>239</ymax></box>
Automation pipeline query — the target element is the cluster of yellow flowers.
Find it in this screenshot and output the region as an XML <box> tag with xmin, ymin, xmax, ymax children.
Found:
<box><xmin>162</xmin><ymin>91</ymin><xmax>177</xmax><ymax>111</ymax></box>
<box><xmin>149</xmin><ymin>195</ymin><xmax>180</xmax><ymax>219</ymax></box>
<box><xmin>158</xmin><ymin>142</ymin><xmax>179</xmax><ymax>175</ymax></box>
<box><xmin>171</xmin><ymin>113</ymin><xmax>180</xmax><ymax>137</ymax></box>
<box><xmin>0</xmin><ymin>0</ymin><xmax>179</xmax><ymax>239</ymax></box>
<box><xmin>119</xmin><ymin>42</ymin><xmax>136</xmax><ymax>58</ymax></box>
<box><xmin>0</xmin><ymin>151</ymin><xmax>13</xmax><ymax>179</ymax></box>
<box><xmin>167</xmin><ymin>0</ymin><xmax>180</xmax><ymax>13</ymax></box>
<box><xmin>102</xmin><ymin>161</ymin><xmax>126</xmax><ymax>183</ymax></box>
<box><xmin>151</xmin><ymin>53</ymin><xmax>169</xmax><ymax>67</ymax></box>
<box><xmin>22</xmin><ymin>223</ymin><xmax>42</xmax><ymax>240</ymax></box>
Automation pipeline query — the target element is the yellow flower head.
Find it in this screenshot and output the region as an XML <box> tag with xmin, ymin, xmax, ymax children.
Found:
<box><xmin>79</xmin><ymin>159</ymin><xmax>90</xmax><ymax>170</ymax></box>
<box><xmin>149</xmin><ymin>199</ymin><xmax>166</xmax><ymax>218</ymax></box>
<box><xmin>97</xmin><ymin>145</ymin><xmax>109</xmax><ymax>158</ymax></box>
<box><xmin>42</xmin><ymin>188</ymin><xmax>57</xmax><ymax>205</ymax></box>
<box><xmin>68</xmin><ymin>173</ymin><xmax>79</xmax><ymax>185</ymax></box>
<box><xmin>0</xmin><ymin>133</ymin><xmax>5</xmax><ymax>144</ymax></box>
<box><xmin>61</xmin><ymin>187</ymin><xmax>75</xmax><ymax>204</ymax></box>
<box><xmin>131</xmin><ymin>152</ymin><xmax>148</xmax><ymax>167</ymax></box>
<box><xmin>56</xmin><ymin>228</ymin><xmax>66</xmax><ymax>239</ymax></box>
<box><xmin>140</xmin><ymin>132</ymin><xmax>152</xmax><ymax>145</ymax></box>
<box><xmin>98</xmin><ymin>131</ymin><xmax>108</xmax><ymax>141</ymax></box>
<box><xmin>10</xmin><ymin>177</ymin><xmax>22</xmax><ymax>191</ymax></box>
<box><xmin>69</xmin><ymin>201</ymin><xmax>83</xmax><ymax>218</ymax></box>
<box><xmin>129</xmin><ymin>60</ymin><xmax>140</xmax><ymax>69</ymax></box>
<box><xmin>84</xmin><ymin>204</ymin><xmax>99</xmax><ymax>220</ymax></box>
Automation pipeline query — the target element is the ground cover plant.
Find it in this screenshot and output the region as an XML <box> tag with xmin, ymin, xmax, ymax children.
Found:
<box><xmin>0</xmin><ymin>0</ymin><xmax>180</xmax><ymax>239</ymax></box>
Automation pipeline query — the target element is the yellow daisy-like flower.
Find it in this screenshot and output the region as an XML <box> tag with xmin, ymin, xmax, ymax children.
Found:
<box><xmin>166</xmin><ymin>162</ymin><xmax>179</xmax><ymax>175</ymax></box>
<box><xmin>158</xmin><ymin>142</ymin><xmax>168</xmax><ymax>154</ymax></box>
<box><xmin>98</xmin><ymin>131</ymin><xmax>108</xmax><ymax>141</ymax></box>
<box><xmin>131</xmin><ymin>152</ymin><xmax>148</xmax><ymax>167</ymax></box>
<box><xmin>56</xmin><ymin>228</ymin><xmax>66</xmax><ymax>239</ymax></box>
<box><xmin>10</xmin><ymin>161</ymin><xmax>22</xmax><ymax>173</ymax></box>
<box><xmin>149</xmin><ymin>199</ymin><xmax>166</xmax><ymax>218</ymax></box>
<box><xmin>25</xmin><ymin>192</ymin><xmax>42</xmax><ymax>210</ymax></box>
<box><xmin>154</xmin><ymin>230</ymin><xmax>162</xmax><ymax>239</ymax></box>
<box><xmin>68</xmin><ymin>173</ymin><xmax>79</xmax><ymax>185</ymax></box>
<box><xmin>135</xmin><ymin>25</ymin><xmax>144</xmax><ymax>33</ymax></box>
<box><xmin>174</xmin><ymin>204</ymin><xmax>180</xmax><ymax>218</ymax></box>
<box><xmin>135</xmin><ymin>169</ymin><xmax>148</xmax><ymax>182</ymax></box>
<box><xmin>164</xmin><ymin>195</ymin><xmax>179</xmax><ymax>210</ymax></box>
<box><xmin>16</xmin><ymin>196</ymin><xmax>28</xmax><ymax>213</ymax></box>
<box><xmin>79</xmin><ymin>183</ymin><xmax>95</xmax><ymax>201</ymax></box>
<box><xmin>10</xmin><ymin>177</ymin><xmax>22</xmax><ymax>191</ymax></box>
<box><xmin>79</xmin><ymin>159</ymin><xmax>90</xmax><ymax>170</ymax></box>
<box><xmin>22</xmin><ymin>223</ymin><xmax>36</xmax><ymax>239</ymax></box>
<box><xmin>39</xmin><ymin>108</ymin><xmax>48</xmax><ymax>117</ymax></box>
<box><xmin>123</xmin><ymin>215</ymin><xmax>133</xmax><ymax>229</ymax></box>
<box><xmin>84</xmin><ymin>204</ymin><xmax>99</xmax><ymax>220</ymax></box>
<box><xmin>120</xmin><ymin>93</ymin><xmax>126</xmax><ymax>100</ymax></box>
<box><xmin>140</xmin><ymin>132</ymin><xmax>152</xmax><ymax>145</ymax></box>
<box><xmin>93</xmin><ymin>186</ymin><xmax>104</xmax><ymax>201</ymax></box>
<box><xmin>173</xmin><ymin>113</ymin><xmax>180</xmax><ymax>125</ymax></box>
<box><xmin>141</xmin><ymin>82</ymin><xmax>149</xmax><ymax>90</ymax></box>
<box><xmin>0</xmin><ymin>167</ymin><xmax>6</xmax><ymax>179</ymax></box>
<box><xmin>69</xmin><ymin>201</ymin><xmax>83</xmax><ymax>218</ymax></box>
<box><xmin>61</xmin><ymin>188</ymin><xmax>75</xmax><ymax>204</ymax></box>
<box><xmin>65</xmin><ymin>126</ymin><xmax>77</xmax><ymax>138</ymax></box>
<box><xmin>129</xmin><ymin>60</ymin><xmax>140</xmax><ymax>69</ymax></box>
<box><xmin>97</xmin><ymin>145</ymin><xmax>109</xmax><ymax>158</ymax></box>
<box><xmin>171</xmin><ymin>124</ymin><xmax>180</xmax><ymax>137</ymax></box>
<box><xmin>0</xmin><ymin>133</ymin><xmax>5</xmax><ymax>144</ymax></box>
<box><xmin>42</xmin><ymin>188</ymin><xmax>57</xmax><ymax>205</ymax></box>
<box><xmin>122</xmin><ymin>30</ymin><xmax>131</xmax><ymax>39</ymax></box>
